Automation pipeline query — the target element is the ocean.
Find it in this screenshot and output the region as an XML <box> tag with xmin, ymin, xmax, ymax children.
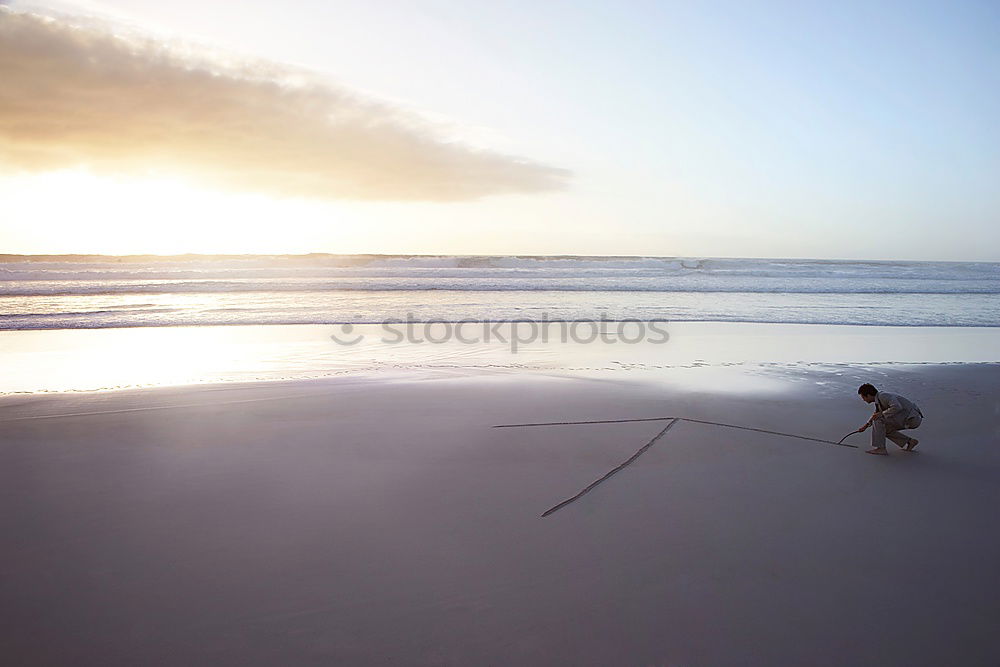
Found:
<box><xmin>2</xmin><ymin>255</ymin><xmax>999</xmax><ymax>329</ymax></box>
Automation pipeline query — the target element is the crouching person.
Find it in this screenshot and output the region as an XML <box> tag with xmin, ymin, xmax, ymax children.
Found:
<box><xmin>857</xmin><ymin>383</ymin><xmax>924</xmax><ymax>456</ymax></box>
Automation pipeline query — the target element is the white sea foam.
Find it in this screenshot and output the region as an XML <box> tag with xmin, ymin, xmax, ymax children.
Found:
<box><xmin>1</xmin><ymin>255</ymin><xmax>998</xmax><ymax>329</ymax></box>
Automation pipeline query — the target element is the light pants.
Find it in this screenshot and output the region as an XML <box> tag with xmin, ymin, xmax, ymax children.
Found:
<box><xmin>872</xmin><ymin>414</ymin><xmax>922</xmax><ymax>450</ymax></box>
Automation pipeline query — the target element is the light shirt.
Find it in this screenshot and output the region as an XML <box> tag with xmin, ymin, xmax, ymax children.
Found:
<box><xmin>876</xmin><ymin>391</ymin><xmax>923</xmax><ymax>420</ymax></box>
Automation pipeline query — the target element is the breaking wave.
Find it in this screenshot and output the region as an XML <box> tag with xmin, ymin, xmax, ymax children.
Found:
<box><xmin>2</xmin><ymin>255</ymin><xmax>998</xmax><ymax>329</ymax></box>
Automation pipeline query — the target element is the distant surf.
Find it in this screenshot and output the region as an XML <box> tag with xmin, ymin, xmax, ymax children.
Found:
<box><xmin>2</xmin><ymin>255</ymin><xmax>999</xmax><ymax>329</ymax></box>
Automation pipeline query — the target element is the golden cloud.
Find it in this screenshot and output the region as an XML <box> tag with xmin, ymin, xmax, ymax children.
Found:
<box><xmin>0</xmin><ymin>9</ymin><xmax>570</xmax><ymax>200</ymax></box>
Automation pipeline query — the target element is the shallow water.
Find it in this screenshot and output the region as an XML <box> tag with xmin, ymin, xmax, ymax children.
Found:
<box><xmin>2</xmin><ymin>321</ymin><xmax>998</xmax><ymax>394</ymax></box>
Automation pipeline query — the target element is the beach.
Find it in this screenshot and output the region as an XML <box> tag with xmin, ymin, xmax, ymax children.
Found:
<box><xmin>2</xmin><ymin>360</ymin><xmax>999</xmax><ymax>665</ymax></box>
<box><xmin>5</xmin><ymin>0</ymin><xmax>1000</xmax><ymax>662</ymax></box>
<box><xmin>3</xmin><ymin>255</ymin><xmax>1000</xmax><ymax>664</ymax></box>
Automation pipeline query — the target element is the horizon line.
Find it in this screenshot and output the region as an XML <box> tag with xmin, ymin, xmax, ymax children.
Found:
<box><xmin>1</xmin><ymin>253</ymin><xmax>996</xmax><ymax>264</ymax></box>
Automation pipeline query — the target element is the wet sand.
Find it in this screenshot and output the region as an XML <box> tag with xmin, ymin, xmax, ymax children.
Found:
<box><xmin>1</xmin><ymin>364</ymin><xmax>999</xmax><ymax>665</ymax></box>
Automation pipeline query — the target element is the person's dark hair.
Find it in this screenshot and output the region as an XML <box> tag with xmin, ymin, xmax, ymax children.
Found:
<box><xmin>858</xmin><ymin>383</ymin><xmax>878</xmax><ymax>397</ymax></box>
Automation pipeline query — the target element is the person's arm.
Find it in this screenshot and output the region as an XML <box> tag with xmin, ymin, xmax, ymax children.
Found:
<box><xmin>859</xmin><ymin>405</ymin><xmax>880</xmax><ymax>431</ymax></box>
<box><xmin>859</xmin><ymin>408</ymin><xmax>879</xmax><ymax>431</ymax></box>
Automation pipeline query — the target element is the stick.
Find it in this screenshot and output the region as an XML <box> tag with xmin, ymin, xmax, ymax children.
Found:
<box><xmin>837</xmin><ymin>430</ymin><xmax>862</xmax><ymax>445</ymax></box>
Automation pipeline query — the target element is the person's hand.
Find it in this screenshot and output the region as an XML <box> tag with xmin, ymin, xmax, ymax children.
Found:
<box><xmin>858</xmin><ymin>423</ymin><xmax>869</xmax><ymax>433</ymax></box>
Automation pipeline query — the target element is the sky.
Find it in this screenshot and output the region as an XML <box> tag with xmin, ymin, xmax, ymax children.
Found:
<box><xmin>1</xmin><ymin>0</ymin><xmax>998</xmax><ymax>259</ymax></box>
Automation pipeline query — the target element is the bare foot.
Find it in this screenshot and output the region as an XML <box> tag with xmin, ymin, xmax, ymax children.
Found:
<box><xmin>905</xmin><ymin>438</ymin><xmax>919</xmax><ymax>451</ymax></box>
<box><xmin>866</xmin><ymin>448</ymin><xmax>889</xmax><ymax>456</ymax></box>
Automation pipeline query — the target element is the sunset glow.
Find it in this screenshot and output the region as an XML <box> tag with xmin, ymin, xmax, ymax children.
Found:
<box><xmin>2</xmin><ymin>1</ymin><xmax>999</xmax><ymax>259</ymax></box>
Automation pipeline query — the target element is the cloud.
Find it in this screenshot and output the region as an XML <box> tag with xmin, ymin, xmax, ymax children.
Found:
<box><xmin>0</xmin><ymin>9</ymin><xmax>570</xmax><ymax>201</ymax></box>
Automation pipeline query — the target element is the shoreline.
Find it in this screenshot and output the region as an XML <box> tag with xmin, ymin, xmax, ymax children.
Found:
<box><xmin>2</xmin><ymin>358</ymin><xmax>999</xmax><ymax>403</ymax></box>
<box><xmin>6</xmin><ymin>318</ymin><xmax>1000</xmax><ymax>332</ymax></box>
<box><xmin>2</xmin><ymin>321</ymin><xmax>999</xmax><ymax>395</ymax></box>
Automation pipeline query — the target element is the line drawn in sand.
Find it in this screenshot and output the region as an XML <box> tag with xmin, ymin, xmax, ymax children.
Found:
<box><xmin>492</xmin><ymin>416</ymin><xmax>859</xmax><ymax>517</ymax></box>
